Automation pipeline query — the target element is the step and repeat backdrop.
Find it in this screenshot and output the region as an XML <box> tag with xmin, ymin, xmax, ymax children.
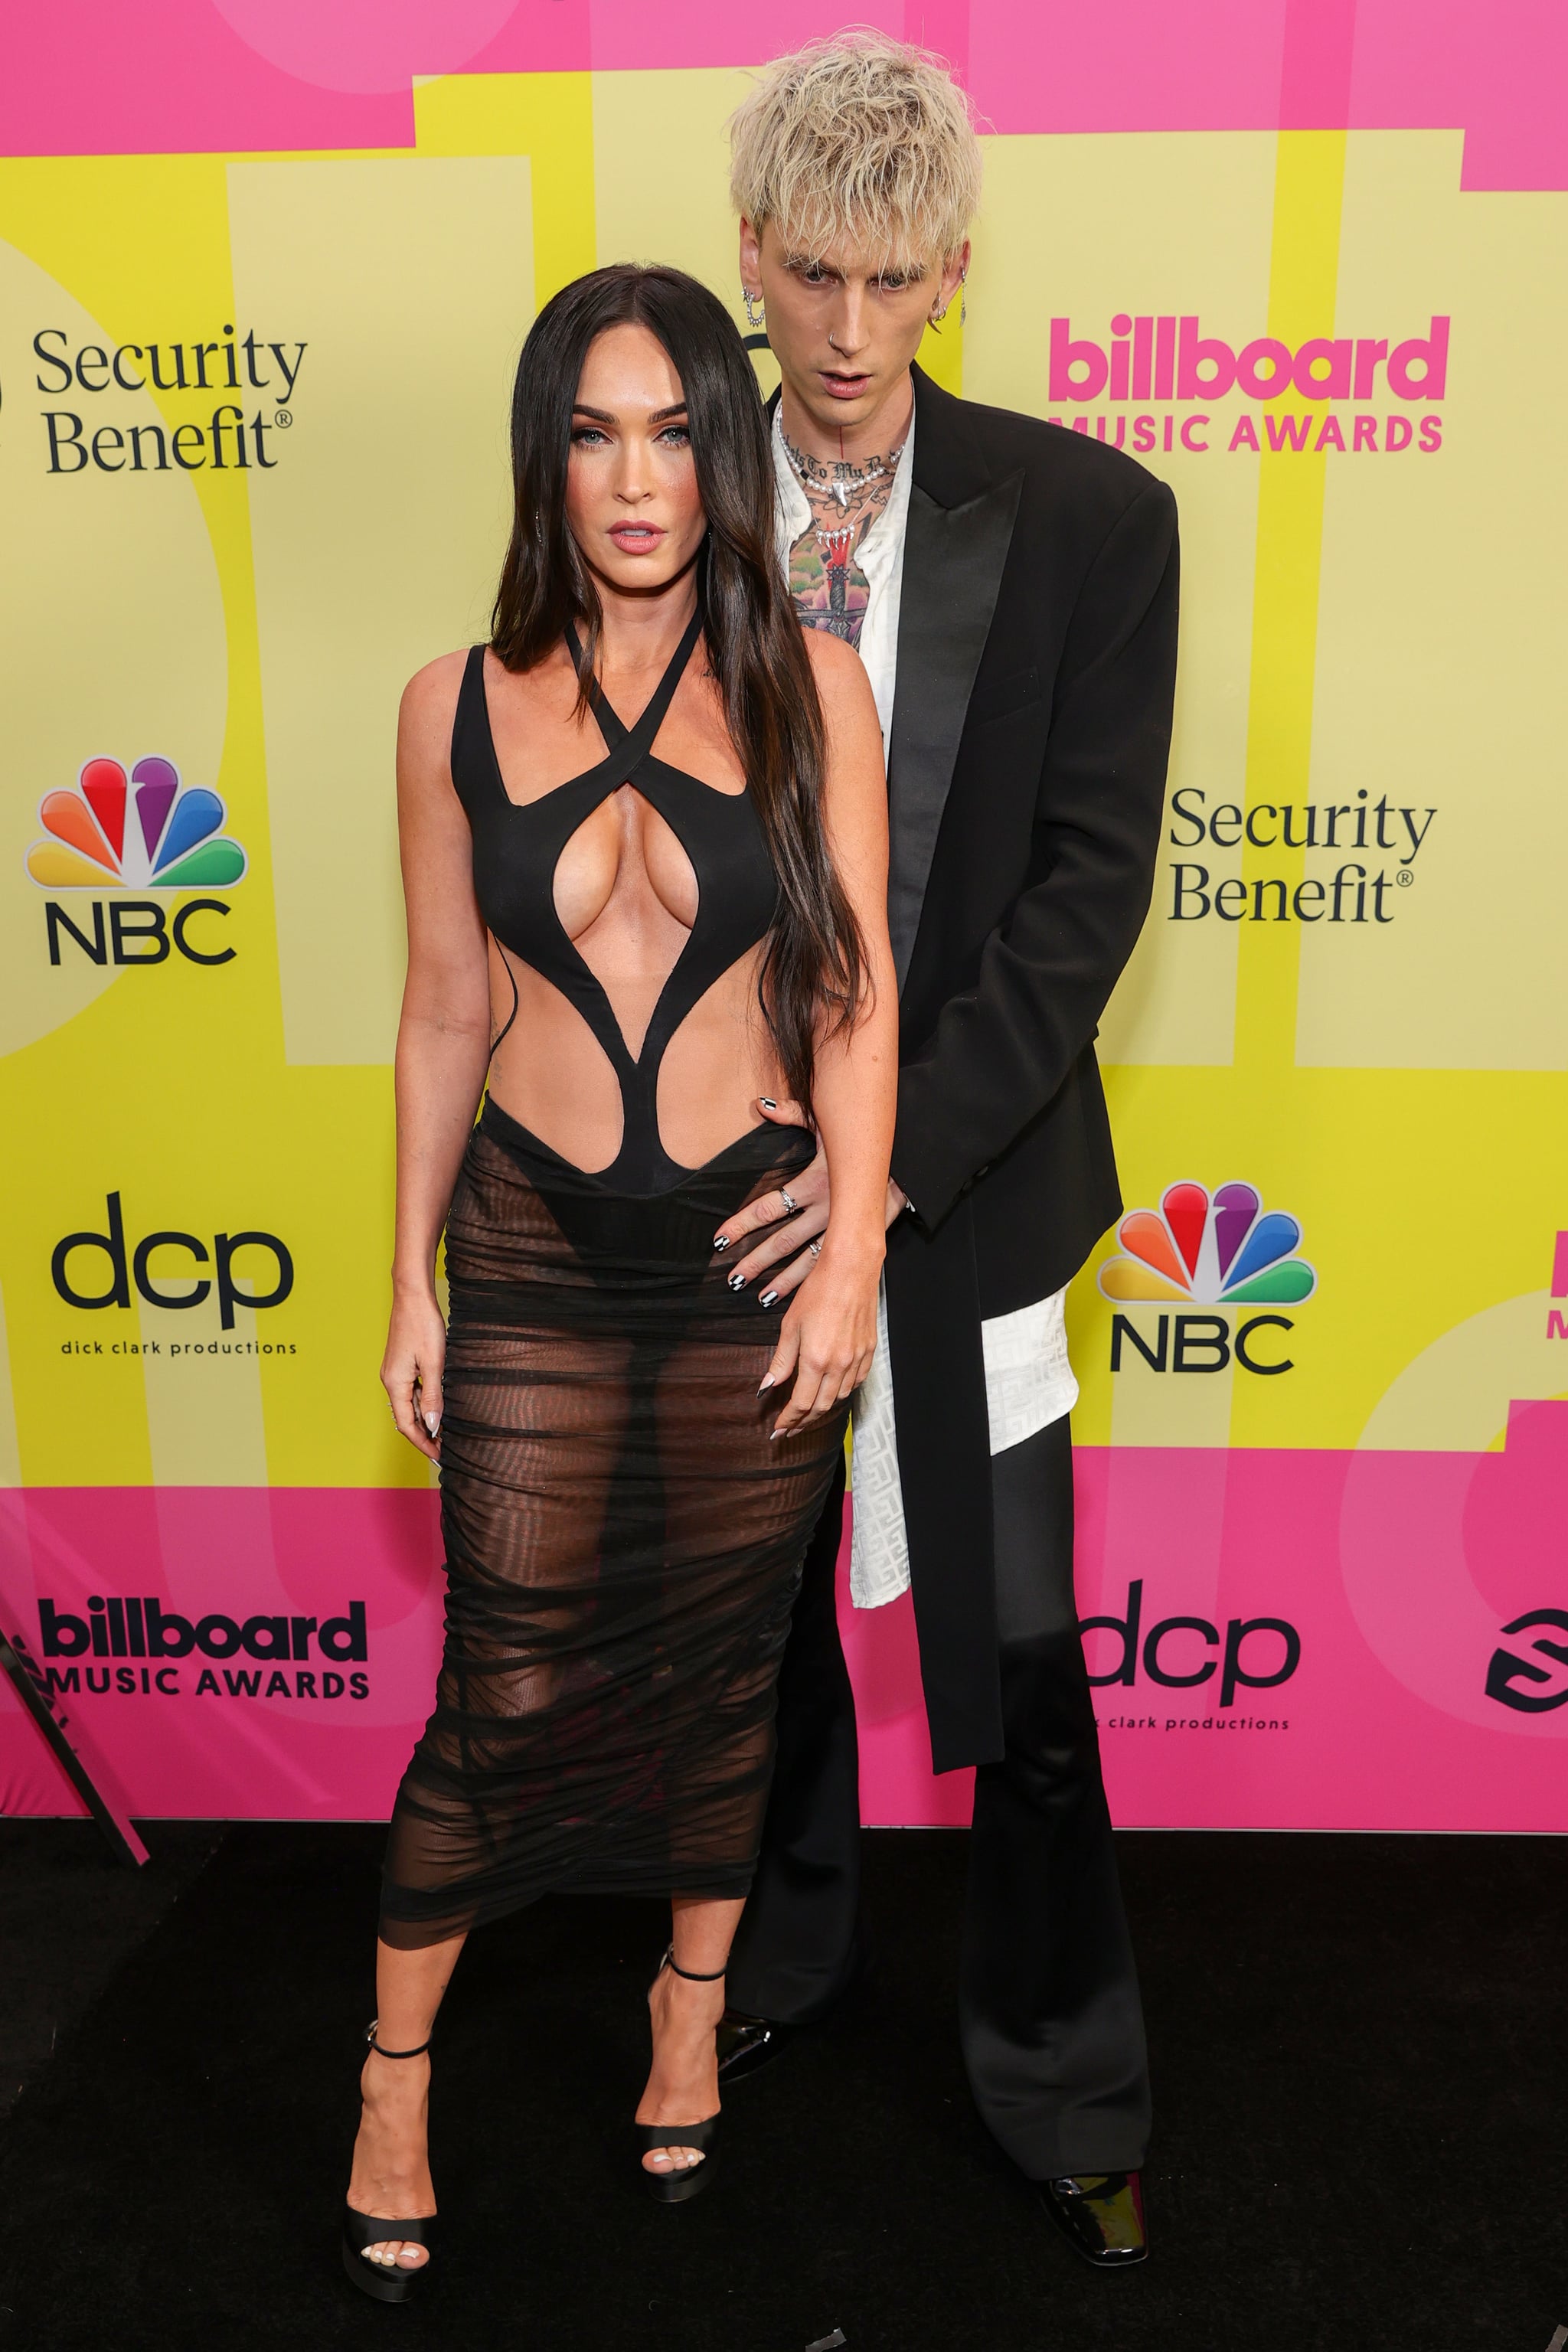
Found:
<box><xmin>2</xmin><ymin>1</ymin><xmax>1564</xmax><ymax>1831</ymax></box>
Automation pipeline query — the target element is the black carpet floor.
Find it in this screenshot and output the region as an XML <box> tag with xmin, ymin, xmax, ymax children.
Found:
<box><xmin>0</xmin><ymin>1824</ymin><xmax>1563</xmax><ymax>2352</ymax></box>
<box><xmin>0</xmin><ymin>1819</ymin><xmax>220</xmax><ymax>2121</ymax></box>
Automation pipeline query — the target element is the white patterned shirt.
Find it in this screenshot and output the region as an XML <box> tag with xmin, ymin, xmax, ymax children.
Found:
<box><xmin>771</xmin><ymin>406</ymin><xmax>1078</xmax><ymax>1608</ymax></box>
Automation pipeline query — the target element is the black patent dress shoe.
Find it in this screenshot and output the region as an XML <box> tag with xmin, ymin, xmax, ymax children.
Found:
<box><xmin>1036</xmin><ymin>2171</ymin><xmax>1148</xmax><ymax>2267</ymax></box>
<box><xmin>717</xmin><ymin>1937</ymin><xmax>870</xmax><ymax>2083</ymax></box>
<box><xmin>715</xmin><ymin>2010</ymin><xmax>796</xmax><ymax>2083</ymax></box>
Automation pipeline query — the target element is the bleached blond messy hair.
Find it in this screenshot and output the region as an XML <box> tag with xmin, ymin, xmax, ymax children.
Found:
<box><xmin>729</xmin><ymin>30</ymin><xmax>982</xmax><ymax>273</ymax></box>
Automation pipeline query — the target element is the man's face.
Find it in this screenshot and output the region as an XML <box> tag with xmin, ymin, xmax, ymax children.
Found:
<box><xmin>740</xmin><ymin>217</ymin><xmax>968</xmax><ymax>441</ymax></box>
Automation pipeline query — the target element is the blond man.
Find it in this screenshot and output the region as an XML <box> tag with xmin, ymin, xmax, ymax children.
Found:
<box><xmin>712</xmin><ymin>35</ymin><xmax>1180</xmax><ymax>2269</ymax></box>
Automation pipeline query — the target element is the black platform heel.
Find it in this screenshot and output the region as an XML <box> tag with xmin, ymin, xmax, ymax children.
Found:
<box><xmin>342</xmin><ymin>2021</ymin><xmax>437</xmax><ymax>2304</ymax></box>
<box><xmin>637</xmin><ymin>1946</ymin><xmax>726</xmax><ymax>2206</ymax></box>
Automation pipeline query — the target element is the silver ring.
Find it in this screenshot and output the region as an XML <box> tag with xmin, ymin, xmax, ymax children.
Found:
<box><xmin>808</xmin><ymin>1237</ymin><xmax>822</xmax><ymax>1258</ymax></box>
<box><xmin>779</xmin><ymin>1189</ymin><xmax>799</xmax><ymax>1217</ymax></box>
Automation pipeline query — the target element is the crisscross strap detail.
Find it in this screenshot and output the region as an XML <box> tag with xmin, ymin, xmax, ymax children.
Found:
<box><xmin>564</xmin><ymin>603</ymin><xmax>704</xmax><ymax>769</ymax></box>
<box><xmin>449</xmin><ymin>612</ymin><xmax>780</xmax><ymax>1194</ymax></box>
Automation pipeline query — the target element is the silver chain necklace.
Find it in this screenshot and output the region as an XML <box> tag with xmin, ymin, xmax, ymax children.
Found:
<box><xmin>782</xmin><ymin>426</ymin><xmax>906</xmax><ymax>511</ymax></box>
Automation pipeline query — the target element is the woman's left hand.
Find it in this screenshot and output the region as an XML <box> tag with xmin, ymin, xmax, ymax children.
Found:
<box><xmin>759</xmin><ymin>1235</ymin><xmax>883</xmax><ymax>1438</ymax></box>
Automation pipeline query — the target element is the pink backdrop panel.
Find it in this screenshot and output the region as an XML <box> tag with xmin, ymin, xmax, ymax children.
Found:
<box><xmin>848</xmin><ymin>1418</ymin><xmax>1568</xmax><ymax>1835</ymax></box>
<box><xmin>5</xmin><ymin>1418</ymin><xmax>1562</xmax><ymax>1828</ymax></box>
<box><xmin>2</xmin><ymin>1</ymin><xmax>1563</xmax><ymax>190</ymax></box>
<box><xmin>0</xmin><ymin>1487</ymin><xmax>443</xmax><ymax>1821</ymax></box>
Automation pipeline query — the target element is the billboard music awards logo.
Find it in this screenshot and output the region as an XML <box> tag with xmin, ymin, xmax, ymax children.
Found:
<box><xmin>27</xmin><ymin>755</ymin><xmax>246</xmax><ymax>968</ymax></box>
<box><xmin>34</xmin><ymin>1594</ymin><xmax>370</xmax><ymax>1705</ymax></box>
<box><xmin>1547</xmin><ymin>1230</ymin><xmax>1568</xmax><ymax>1343</ymax></box>
<box><xmin>1046</xmin><ymin>312</ymin><xmax>1449</xmax><ymax>456</ymax></box>
<box><xmin>1099</xmin><ymin>1181</ymin><xmax>1316</xmax><ymax>1377</ymax></box>
<box><xmin>31</xmin><ymin>324</ymin><xmax>306</xmax><ymax>475</ymax></box>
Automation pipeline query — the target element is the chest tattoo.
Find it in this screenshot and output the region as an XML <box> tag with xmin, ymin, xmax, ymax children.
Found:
<box><xmin>782</xmin><ymin>432</ymin><xmax>904</xmax><ymax>651</ymax></box>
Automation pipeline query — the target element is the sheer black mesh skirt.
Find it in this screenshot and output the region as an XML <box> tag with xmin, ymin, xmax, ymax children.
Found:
<box><xmin>380</xmin><ymin>1097</ymin><xmax>843</xmax><ymax>1950</ymax></box>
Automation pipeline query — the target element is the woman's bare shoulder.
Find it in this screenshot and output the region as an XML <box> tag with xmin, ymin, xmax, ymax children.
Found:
<box><xmin>400</xmin><ymin>648</ymin><xmax>472</xmax><ymax>731</ymax></box>
<box><xmin>799</xmin><ymin>626</ymin><xmax>877</xmax><ymax>720</ymax></box>
<box><xmin>800</xmin><ymin>626</ymin><xmax>864</xmax><ymax>687</ymax></box>
<box><xmin>397</xmin><ymin>652</ymin><xmax>477</xmax><ymax>792</ymax></box>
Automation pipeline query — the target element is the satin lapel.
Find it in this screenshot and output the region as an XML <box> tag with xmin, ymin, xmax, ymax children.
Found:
<box><xmin>886</xmin><ymin>469</ymin><xmax>1023</xmax><ymax>993</ymax></box>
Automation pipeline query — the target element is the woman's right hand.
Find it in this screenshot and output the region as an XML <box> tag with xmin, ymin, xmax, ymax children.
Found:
<box><xmin>760</xmin><ymin>1229</ymin><xmax>883</xmax><ymax>1439</ymax></box>
<box><xmin>382</xmin><ymin>1287</ymin><xmax>446</xmax><ymax>1462</ymax></box>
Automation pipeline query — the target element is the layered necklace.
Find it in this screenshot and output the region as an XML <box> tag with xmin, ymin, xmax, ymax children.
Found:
<box><xmin>782</xmin><ymin>424</ymin><xmax>907</xmax><ymax>511</ymax></box>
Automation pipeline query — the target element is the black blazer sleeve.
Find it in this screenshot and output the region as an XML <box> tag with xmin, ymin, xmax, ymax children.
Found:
<box><xmin>891</xmin><ymin>476</ymin><xmax>1179</xmax><ymax>1230</ymax></box>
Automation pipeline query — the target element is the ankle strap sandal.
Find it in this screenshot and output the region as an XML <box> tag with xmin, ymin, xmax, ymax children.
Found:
<box><xmin>343</xmin><ymin>2020</ymin><xmax>436</xmax><ymax>2305</ymax></box>
<box><xmin>637</xmin><ymin>1951</ymin><xmax>725</xmax><ymax>2205</ymax></box>
<box><xmin>364</xmin><ymin>2020</ymin><xmax>432</xmax><ymax>2060</ymax></box>
<box><xmin>656</xmin><ymin>1944</ymin><xmax>727</xmax><ymax>1984</ymax></box>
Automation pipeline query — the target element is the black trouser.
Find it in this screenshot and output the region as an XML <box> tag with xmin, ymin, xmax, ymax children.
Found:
<box><xmin>729</xmin><ymin>1418</ymin><xmax>1152</xmax><ymax>2180</ymax></box>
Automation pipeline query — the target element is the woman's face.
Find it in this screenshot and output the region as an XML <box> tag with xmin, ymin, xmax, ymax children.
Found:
<box><xmin>565</xmin><ymin>323</ymin><xmax>707</xmax><ymax>598</ymax></box>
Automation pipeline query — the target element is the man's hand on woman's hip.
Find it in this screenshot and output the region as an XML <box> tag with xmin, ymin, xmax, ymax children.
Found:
<box><xmin>714</xmin><ymin>1097</ymin><xmax>907</xmax><ymax>1309</ymax></box>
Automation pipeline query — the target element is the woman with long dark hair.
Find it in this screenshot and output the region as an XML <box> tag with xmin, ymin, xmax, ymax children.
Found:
<box><xmin>342</xmin><ymin>265</ymin><xmax>897</xmax><ymax>2298</ymax></box>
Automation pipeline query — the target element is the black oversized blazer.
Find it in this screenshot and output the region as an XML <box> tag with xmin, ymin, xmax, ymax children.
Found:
<box><xmin>838</xmin><ymin>366</ymin><xmax>1179</xmax><ymax>1773</ymax></box>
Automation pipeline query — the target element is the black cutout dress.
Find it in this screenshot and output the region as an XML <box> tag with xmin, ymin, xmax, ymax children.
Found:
<box><xmin>380</xmin><ymin>616</ymin><xmax>844</xmax><ymax>1949</ymax></box>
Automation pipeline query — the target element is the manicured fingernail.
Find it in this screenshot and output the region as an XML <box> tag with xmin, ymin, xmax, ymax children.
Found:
<box><xmin>760</xmin><ymin>1290</ymin><xmax>779</xmax><ymax>1308</ymax></box>
<box><xmin>758</xmin><ymin>1374</ymin><xmax>775</xmax><ymax>1393</ymax></box>
<box><xmin>713</xmin><ymin>1235</ymin><xmax>729</xmax><ymax>1252</ymax></box>
<box><xmin>760</xmin><ymin>1098</ymin><xmax>777</xmax><ymax>1110</ymax></box>
<box><xmin>424</xmin><ymin>1413</ymin><xmax>440</xmax><ymax>1438</ymax></box>
<box><xmin>728</xmin><ymin>1271</ymin><xmax>747</xmax><ymax>1292</ymax></box>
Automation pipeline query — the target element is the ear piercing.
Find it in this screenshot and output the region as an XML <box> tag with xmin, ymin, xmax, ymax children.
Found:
<box><xmin>931</xmin><ymin>274</ymin><xmax>969</xmax><ymax>329</ymax></box>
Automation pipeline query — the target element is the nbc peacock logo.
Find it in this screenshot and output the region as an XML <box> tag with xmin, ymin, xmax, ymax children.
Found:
<box><xmin>26</xmin><ymin>756</ymin><xmax>247</xmax><ymax>892</ymax></box>
<box><xmin>1099</xmin><ymin>1181</ymin><xmax>1317</xmax><ymax>1308</ymax></box>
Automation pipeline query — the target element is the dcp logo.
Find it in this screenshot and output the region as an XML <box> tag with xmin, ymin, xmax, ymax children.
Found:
<box><xmin>51</xmin><ymin>1192</ymin><xmax>293</xmax><ymax>1331</ymax></box>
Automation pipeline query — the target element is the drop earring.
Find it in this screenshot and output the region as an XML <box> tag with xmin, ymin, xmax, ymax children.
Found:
<box><xmin>743</xmin><ymin>286</ymin><xmax>766</xmax><ymax>331</ymax></box>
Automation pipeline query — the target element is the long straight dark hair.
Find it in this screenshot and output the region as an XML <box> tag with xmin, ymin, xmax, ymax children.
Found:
<box><xmin>491</xmin><ymin>263</ymin><xmax>866</xmax><ymax>1113</ymax></box>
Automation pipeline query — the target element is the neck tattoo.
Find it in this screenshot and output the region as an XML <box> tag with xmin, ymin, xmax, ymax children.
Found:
<box><xmin>782</xmin><ymin>425</ymin><xmax>907</xmax><ymax>511</ymax></box>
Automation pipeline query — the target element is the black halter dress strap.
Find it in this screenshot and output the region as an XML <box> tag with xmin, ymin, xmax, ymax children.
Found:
<box><xmin>449</xmin><ymin>609</ymin><xmax>782</xmax><ymax>1196</ymax></box>
<box><xmin>564</xmin><ymin>603</ymin><xmax>704</xmax><ymax>768</ymax></box>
